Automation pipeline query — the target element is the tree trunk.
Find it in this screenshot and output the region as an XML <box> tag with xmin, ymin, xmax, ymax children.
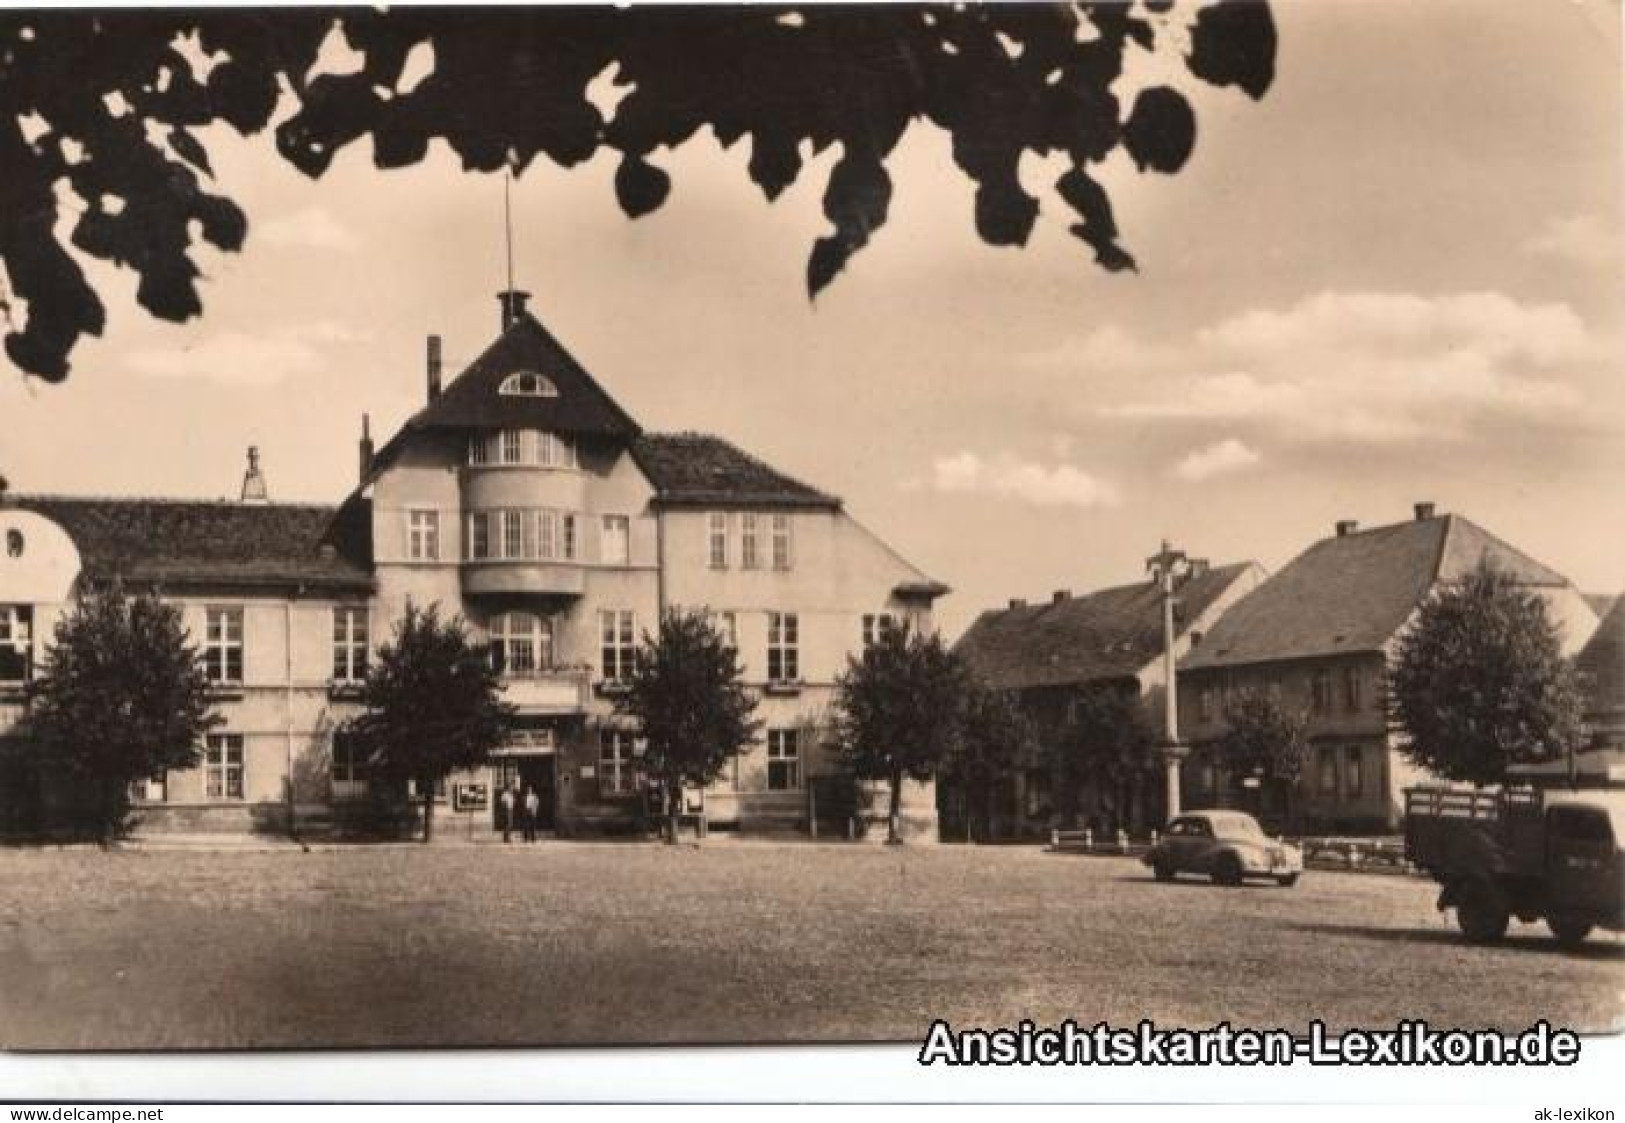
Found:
<box><xmin>887</xmin><ymin>768</ymin><xmax>903</xmax><ymax>845</ymax></box>
<box><xmin>984</xmin><ymin>780</ymin><xmax>998</xmax><ymax>844</ymax></box>
<box><xmin>422</xmin><ymin>787</ymin><xmax>434</xmax><ymax>843</ymax></box>
<box><xmin>666</xmin><ymin>779</ymin><xmax>681</xmax><ymax>845</ymax></box>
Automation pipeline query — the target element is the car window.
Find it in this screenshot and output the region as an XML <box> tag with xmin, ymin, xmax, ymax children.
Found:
<box><xmin>1209</xmin><ymin>813</ymin><xmax>1264</xmax><ymax>841</ymax></box>
<box><xmin>1549</xmin><ymin>806</ymin><xmax>1614</xmax><ymax>846</ymax></box>
<box><xmin>1188</xmin><ymin>819</ymin><xmax>1214</xmax><ymax>838</ymax></box>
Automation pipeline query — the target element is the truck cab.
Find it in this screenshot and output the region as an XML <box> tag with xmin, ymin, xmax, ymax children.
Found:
<box><xmin>1404</xmin><ymin>786</ymin><xmax>1625</xmax><ymax>946</ymax></box>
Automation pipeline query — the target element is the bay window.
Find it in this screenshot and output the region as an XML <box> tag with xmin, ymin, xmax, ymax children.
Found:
<box><xmin>489</xmin><ymin>612</ymin><xmax>553</xmax><ymax>677</ymax></box>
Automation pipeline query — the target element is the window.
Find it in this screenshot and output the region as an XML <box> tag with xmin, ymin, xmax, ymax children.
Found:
<box><xmin>499</xmin><ymin>371</ymin><xmax>559</xmax><ymax>397</ymax></box>
<box><xmin>601</xmin><ymin>515</ymin><xmax>630</xmax><ymax>566</ymax></box>
<box><xmin>600</xmin><ymin>730</ymin><xmax>637</xmax><ymax>795</ymax></box>
<box><xmin>332</xmin><ymin>606</ymin><xmax>369</xmax><ymax>683</ymax></box>
<box><xmin>1318</xmin><ymin>746</ymin><xmax>1338</xmax><ymax>796</ymax></box>
<box><xmin>203</xmin><ymin>607</ymin><xmax>244</xmax><ymax>685</ymax></box>
<box><xmin>709</xmin><ymin>610</ymin><xmax>738</xmax><ymax>649</ymax></box>
<box><xmin>767</xmin><ymin>729</ymin><xmax>802</xmax><ymax>791</ymax></box>
<box><xmin>205</xmin><ymin>733</ymin><xmax>245</xmax><ymax>800</ymax></box>
<box><xmin>331</xmin><ymin>731</ymin><xmax>366</xmax><ymax>798</ymax></box>
<box><xmin>767</xmin><ymin>612</ymin><xmax>799</xmax><ymax>683</ymax></box>
<box><xmin>0</xmin><ymin>605</ymin><xmax>32</xmax><ymax>684</ymax></box>
<box><xmin>489</xmin><ymin>612</ymin><xmax>553</xmax><ymax>677</ymax></box>
<box><xmin>537</xmin><ymin>431</ymin><xmax>576</xmax><ymax>469</ymax></box>
<box><xmin>1310</xmin><ymin>668</ymin><xmax>1333</xmax><ymax>714</ymax></box>
<box><xmin>771</xmin><ymin>514</ymin><xmax>793</xmax><ymax>570</ymax></box>
<box><xmin>861</xmin><ymin>613</ymin><xmax>896</xmax><ymax>647</ymax></box>
<box><xmin>708</xmin><ymin>512</ymin><xmax>728</xmax><ymax>569</ymax></box>
<box><xmin>5</xmin><ymin>529</ymin><xmax>22</xmax><ymax>558</ymax></box>
<box><xmin>1342</xmin><ymin>667</ymin><xmax>1363</xmax><ymax>712</ymax></box>
<box><xmin>465</xmin><ymin>509</ymin><xmax>578</xmax><ymax>561</ymax></box>
<box><xmin>1196</xmin><ymin>685</ymin><xmax>1215</xmax><ymax>723</ymax></box>
<box><xmin>600</xmin><ymin>610</ymin><xmax>636</xmax><ymax>683</ymax></box>
<box><xmin>128</xmin><ymin>771</ymin><xmax>165</xmax><ymax>804</ymax></box>
<box><xmin>740</xmin><ymin>513</ymin><xmax>761</xmax><ymax>569</ymax></box>
<box><xmin>407</xmin><ymin>509</ymin><xmax>440</xmax><ymax>561</ymax></box>
<box><xmin>1344</xmin><ymin>744</ymin><xmax>1364</xmax><ymax>798</ymax></box>
<box><xmin>468</xmin><ymin>429</ymin><xmax>576</xmax><ymax>468</ymax></box>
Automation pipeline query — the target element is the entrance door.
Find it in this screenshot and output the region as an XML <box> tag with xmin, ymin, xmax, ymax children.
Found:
<box><xmin>518</xmin><ymin>756</ymin><xmax>556</xmax><ymax>832</ymax></box>
<box><xmin>491</xmin><ymin>757</ymin><xmax>557</xmax><ymax>833</ymax></box>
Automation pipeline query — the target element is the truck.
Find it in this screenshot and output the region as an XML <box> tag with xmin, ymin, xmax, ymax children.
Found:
<box><xmin>1403</xmin><ymin>785</ymin><xmax>1625</xmax><ymax>946</ymax></box>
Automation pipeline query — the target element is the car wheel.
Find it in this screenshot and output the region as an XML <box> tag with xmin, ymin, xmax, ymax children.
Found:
<box><xmin>1213</xmin><ymin>853</ymin><xmax>1244</xmax><ymax>887</ymax></box>
<box><xmin>1153</xmin><ymin>858</ymin><xmax>1175</xmax><ymax>882</ymax></box>
<box><xmin>1275</xmin><ymin>873</ymin><xmax>1299</xmax><ymax>888</ymax></box>
<box><xmin>1547</xmin><ymin>916</ymin><xmax>1593</xmax><ymax>948</ymax></box>
<box><xmin>1455</xmin><ymin>882</ymin><xmax>1510</xmax><ymax>944</ymax></box>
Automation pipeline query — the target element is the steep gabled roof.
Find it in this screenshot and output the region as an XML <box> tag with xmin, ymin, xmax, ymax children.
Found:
<box><xmin>955</xmin><ymin>562</ymin><xmax>1257</xmax><ymax>692</ymax></box>
<box><xmin>10</xmin><ymin>495</ymin><xmax>374</xmax><ymax>592</ymax></box>
<box><xmin>370</xmin><ymin>311</ymin><xmax>641</xmax><ymax>474</ymax></box>
<box><xmin>632</xmin><ymin>432</ymin><xmax>841</xmax><ymax>510</ymax></box>
<box><xmin>1182</xmin><ymin>512</ymin><xmax>1573</xmax><ymax>672</ymax></box>
<box><xmin>1575</xmin><ymin>595</ymin><xmax>1625</xmax><ymax>718</ymax></box>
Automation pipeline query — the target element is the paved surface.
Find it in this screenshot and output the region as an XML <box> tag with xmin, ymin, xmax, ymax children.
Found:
<box><xmin>0</xmin><ymin>844</ymin><xmax>1618</xmax><ymax>1049</ymax></box>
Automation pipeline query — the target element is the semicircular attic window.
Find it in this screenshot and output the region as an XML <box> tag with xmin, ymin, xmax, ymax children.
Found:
<box><xmin>499</xmin><ymin>371</ymin><xmax>558</xmax><ymax>398</ymax></box>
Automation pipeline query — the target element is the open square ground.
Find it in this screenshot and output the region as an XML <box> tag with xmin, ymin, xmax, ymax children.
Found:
<box><xmin>0</xmin><ymin>843</ymin><xmax>1619</xmax><ymax>1049</ymax></box>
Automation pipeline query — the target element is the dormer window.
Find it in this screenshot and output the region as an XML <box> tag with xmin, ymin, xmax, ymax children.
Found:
<box><xmin>468</xmin><ymin>429</ymin><xmax>577</xmax><ymax>469</ymax></box>
<box><xmin>499</xmin><ymin>370</ymin><xmax>558</xmax><ymax>398</ymax></box>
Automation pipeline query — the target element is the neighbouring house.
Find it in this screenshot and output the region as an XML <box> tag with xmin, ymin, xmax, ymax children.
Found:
<box><xmin>950</xmin><ymin>560</ymin><xmax>1265</xmax><ymax>840</ymax></box>
<box><xmin>1568</xmin><ymin>595</ymin><xmax>1625</xmax><ymax>780</ymax></box>
<box><xmin>0</xmin><ymin>291</ymin><xmax>948</xmax><ymax>840</ymax></box>
<box><xmin>1176</xmin><ymin>504</ymin><xmax>1602</xmax><ymax>834</ymax></box>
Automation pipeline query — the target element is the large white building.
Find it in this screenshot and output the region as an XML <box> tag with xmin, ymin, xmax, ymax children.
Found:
<box><xmin>0</xmin><ymin>292</ymin><xmax>947</xmax><ymax>839</ymax></box>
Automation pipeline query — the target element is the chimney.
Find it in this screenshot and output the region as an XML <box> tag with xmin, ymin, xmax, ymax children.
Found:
<box><xmin>1052</xmin><ymin>589</ymin><xmax>1069</xmax><ymax>604</ymax></box>
<box><xmin>426</xmin><ymin>335</ymin><xmax>443</xmax><ymax>401</ymax></box>
<box><xmin>240</xmin><ymin>446</ymin><xmax>268</xmax><ymax>504</ymax></box>
<box><xmin>1008</xmin><ymin>598</ymin><xmax>1026</xmax><ymax>610</ymax></box>
<box><xmin>498</xmin><ymin>289</ymin><xmax>531</xmax><ymax>330</ymax></box>
<box><xmin>358</xmin><ymin>414</ymin><xmax>374</xmax><ymax>484</ymax></box>
<box><xmin>1335</xmin><ymin>519</ymin><xmax>1358</xmax><ymax>538</ymax></box>
<box><xmin>1413</xmin><ymin>501</ymin><xmax>1436</xmax><ymax>521</ymax></box>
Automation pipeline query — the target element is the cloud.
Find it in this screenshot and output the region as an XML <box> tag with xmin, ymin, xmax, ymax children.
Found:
<box><xmin>1086</xmin><ymin>290</ymin><xmax>1596</xmax><ymax>446</ymax></box>
<box><xmin>126</xmin><ymin>320</ymin><xmax>371</xmax><ymax>386</ymax></box>
<box><xmin>254</xmin><ymin>206</ymin><xmax>360</xmax><ymax>252</ymax></box>
<box><xmin>1172</xmin><ymin>438</ymin><xmax>1261</xmax><ymax>482</ymax></box>
<box><xmin>1522</xmin><ymin>214</ymin><xmax>1617</xmax><ymax>267</ymax></box>
<box><xmin>925</xmin><ymin>451</ymin><xmax>1120</xmax><ymax>509</ymax></box>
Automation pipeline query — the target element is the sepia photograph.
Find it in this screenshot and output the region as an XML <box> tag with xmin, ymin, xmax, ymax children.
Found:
<box><xmin>0</xmin><ymin>0</ymin><xmax>1620</xmax><ymax>1092</ymax></box>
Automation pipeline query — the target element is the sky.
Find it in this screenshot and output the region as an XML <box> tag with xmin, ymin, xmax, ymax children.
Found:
<box><xmin>1</xmin><ymin>0</ymin><xmax>1621</xmax><ymax>639</ymax></box>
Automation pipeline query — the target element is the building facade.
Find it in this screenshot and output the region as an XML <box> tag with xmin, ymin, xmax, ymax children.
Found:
<box><xmin>0</xmin><ymin>292</ymin><xmax>946</xmax><ymax>839</ymax></box>
<box><xmin>1176</xmin><ymin>504</ymin><xmax>1602</xmax><ymax>833</ymax></box>
<box><xmin>950</xmin><ymin>561</ymin><xmax>1265</xmax><ymax>839</ymax></box>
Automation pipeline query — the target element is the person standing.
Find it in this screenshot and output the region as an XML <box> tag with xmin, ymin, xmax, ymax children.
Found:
<box><xmin>523</xmin><ymin>785</ymin><xmax>541</xmax><ymax>843</ymax></box>
<box><xmin>498</xmin><ymin>785</ymin><xmax>515</xmax><ymax>844</ymax></box>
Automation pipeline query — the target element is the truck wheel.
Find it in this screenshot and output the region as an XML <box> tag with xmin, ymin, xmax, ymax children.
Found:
<box><xmin>1152</xmin><ymin>858</ymin><xmax>1176</xmax><ymax>882</ymax></box>
<box><xmin>1547</xmin><ymin>917</ymin><xmax>1593</xmax><ymax>948</ymax></box>
<box><xmin>1213</xmin><ymin>854</ymin><xmax>1244</xmax><ymax>887</ymax></box>
<box><xmin>1275</xmin><ymin>873</ymin><xmax>1299</xmax><ymax>887</ymax></box>
<box><xmin>1455</xmin><ymin>883</ymin><xmax>1509</xmax><ymax>944</ymax></box>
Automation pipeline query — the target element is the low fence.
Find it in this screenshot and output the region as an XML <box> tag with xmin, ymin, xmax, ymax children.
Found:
<box><xmin>1047</xmin><ymin>828</ymin><xmax>1416</xmax><ymax>875</ymax></box>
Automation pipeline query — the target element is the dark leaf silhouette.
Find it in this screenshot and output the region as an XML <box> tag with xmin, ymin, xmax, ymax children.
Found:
<box><xmin>0</xmin><ymin>4</ymin><xmax>1276</xmax><ymax>381</ymax></box>
<box><xmin>1122</xmin><ymin>86</ymin><xmax>1197</xmax><ymax>174</ymax></box>
<box><xmin>1187</xmin><ymin>0</ymin><xmax>1278</xmax><ymax>100</ymax></box>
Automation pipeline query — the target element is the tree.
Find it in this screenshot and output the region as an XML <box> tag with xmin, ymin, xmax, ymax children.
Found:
<box><xmin>1389</xmin><ymin>562</ymin><xmax>1582</xmax><ymax>786</ymax></box>
<box><xmin>0</xmin><ymin>4</ymin><xmax>1277</xmax><ymax>382</ymax></box>
<box><xmin>620</xmin><ymin>608</ymin><xmax>761</xmax><ymax>842</ymax></box>
<box><xmin>944</xmin><ymin>683</ymin><xmax>1036</xmax><ymax>842</ymax></box>
<box><xmin>829</xmin><ymin>625</ymin><xmax>967</xmax><ymax>844</ymax></box>
<box><xmin>1049</xmin><ymin>684</ymin><xmax>1157</xmax><ymax>834</ymax></box>
<box><xmin>18</xmin><ymin>582</ymin><xmax>218</xmax><ymax>839</ymax></box>
<box><xmin>342</xmin><ymin>603</ymin><xmax>515</xmax><ymax>841</ymax></box>
<box><xmin>1206</xmin><ymin>688</ymin><xmax>1306</xmax><ymax>824</ymax></box>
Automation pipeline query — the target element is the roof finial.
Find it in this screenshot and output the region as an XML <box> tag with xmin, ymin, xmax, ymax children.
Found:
<box><xmin>240</xmin><ymin>446</ymin><xmax>268</xmax><ymax>504</ymax></box>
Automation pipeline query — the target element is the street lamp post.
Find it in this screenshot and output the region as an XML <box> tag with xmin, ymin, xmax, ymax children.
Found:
<box><xmin>1147</xmin><ymin>539</ymin><xmax>1199</xmax><ymax>822</ymax></box>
